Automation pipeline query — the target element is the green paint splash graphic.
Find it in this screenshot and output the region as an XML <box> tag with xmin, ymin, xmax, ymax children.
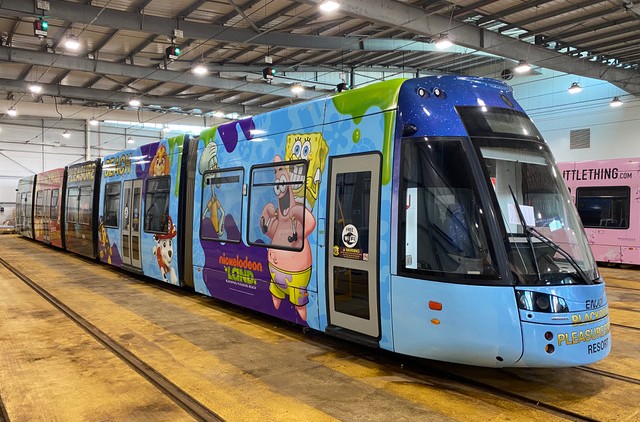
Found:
<box><xmin>167</xmin><ymin>134</ymin><xmax>184</xmax><ymax>197</ymax></box>
<box><xmin>331</xmin><ymin>79</ymin><xmax>405</xmax><ymax>185</ymax></box>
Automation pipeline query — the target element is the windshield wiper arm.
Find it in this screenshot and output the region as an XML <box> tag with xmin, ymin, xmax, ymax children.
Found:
<box><xmin>508</xmin><ymin>186</ymin><xmax>542</xmax><ymax>281</ymax></box>
<box><xmin>526</xmin><ymin>225</ymin><xmax>593</xmax><ymax>285</ymax></box>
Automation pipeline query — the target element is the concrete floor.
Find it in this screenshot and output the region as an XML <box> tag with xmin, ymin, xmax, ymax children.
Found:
<box><xmin>0</xmin><ymin>235</ymin><xmax>639</xmax><ymax>421</ymax></box>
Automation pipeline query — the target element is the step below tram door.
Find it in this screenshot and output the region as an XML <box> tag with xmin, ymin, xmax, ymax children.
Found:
<box><xmin>327</xmin><ymin>153</ymin><xmax>381</xmax><ymax>339</ymax></box>
<box><xmin>121</xmin><ymin>179</ymin><xmax>142</xmax><ymax>269</ymax></box>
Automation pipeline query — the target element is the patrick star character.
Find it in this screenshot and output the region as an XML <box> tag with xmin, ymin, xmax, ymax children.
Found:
<box><xmin>198</xmin><ymin>142</ymin><xmax>225</xmax><ymax>237</ymax></box>
<box><xmin>260</xmin><ymin>156</ymin><xmax>315</xmax><ymax>321</ymax></box>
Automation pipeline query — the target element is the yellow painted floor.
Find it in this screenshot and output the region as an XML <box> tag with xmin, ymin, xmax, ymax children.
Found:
<box><xmin>0</xmin><ymin>235</ymin><xmax>639</xmax><ymax>421</ymax></box>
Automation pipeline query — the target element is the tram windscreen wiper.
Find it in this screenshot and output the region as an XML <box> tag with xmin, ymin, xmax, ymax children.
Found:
<box><xmin>524</xmin><ymin>226</ymin><xmax>592</xmax><ymax>285</ymax></box>
<box><xmin>508</xmin><ymin>185</ymin><xmax>592</xmax><ymax>285</ymax></box>
<box><xmin>508</xmin><ymin>186</ymin><xmax>541</xmax><ymax>282</ymax></box>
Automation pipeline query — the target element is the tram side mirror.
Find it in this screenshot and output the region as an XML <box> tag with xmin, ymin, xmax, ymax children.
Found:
<box><xmin>402</xmin><ymin>123</ymin><xmax>418</xmax><ymax>137</ymax></box>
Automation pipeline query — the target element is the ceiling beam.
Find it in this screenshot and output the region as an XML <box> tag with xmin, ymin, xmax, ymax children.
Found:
<box><xmin>0</xmin><ymin>78</ymin><xmax>267</xmax><ymax>115</ymax></box>
<box><xmin>0</xmin><ymin>46</ymin><xmax>328</xmax><ymax>100</ymax></box>
<box><xmin>301</xmin><ymin>0</ymin><xmax>640</xmax><ymax>94</ymax></box>
<box><xmin>0</xmin><ymin>0</ymin><xmax>465</xmax><ymax>54</ymax></box>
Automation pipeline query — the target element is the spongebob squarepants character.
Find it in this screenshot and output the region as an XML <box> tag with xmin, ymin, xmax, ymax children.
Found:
<box><xmin>284</xmin><ymin>133</ymin><xmax>329</xmax><ymax>210</ymax></box>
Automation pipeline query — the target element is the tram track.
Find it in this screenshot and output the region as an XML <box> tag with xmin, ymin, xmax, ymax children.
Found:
<box><xmin>401</xmin><ymin>360</ymin><xmax>601</xmax><ymax>422</ymax></box>
<box><xmin>577</xmin><ymin>366</ymin><xmax>640</xmax><ymax>385</ymax></box>
<box><xmin>0</xmin><ymin>256</ymin><xmax>224</xmax><ymax>422</ymax></box>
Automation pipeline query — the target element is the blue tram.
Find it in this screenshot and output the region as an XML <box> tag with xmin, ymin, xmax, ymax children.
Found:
<box><xmin>16</xmin><ymin>76</ymin><xmax>610</xmax><ymax>367</ymax></box>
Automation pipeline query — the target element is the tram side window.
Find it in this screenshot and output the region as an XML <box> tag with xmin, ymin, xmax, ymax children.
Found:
<box><xmin>200</xmin><ymin>168</ymin><xmax>244</xmax><ymax>242</ymax></box>
<box><xmin>248</xmin><ymin>160</ymin><xmax>307</xmax><ymax>251</ymax></box>
<box><xmin>35</xmin><ymin>190</ymin><xmax>44</xmax><ymax>217</ymax></box>
<box><xmin>50</xmin><ymin>189</ymin><xmax>59</xmax><ymax>220</ymax></box>
<box><xmin>104</xmin><ymin>182</ymin><xmax>120</xmax><ymax>228</ymax></box>
<box><xmin>400</xmin><ymin>138</ymin><xmax>497</xmax><ymax>279</ymax></box>
<box><xmin>145</xmin><ymin>176</ymin><xmax>171</xmax><ymax>233</ymax></box>
<box><xmin>79</xmin><ymin>186</ymin><xmax>93</xmax><ymax>225</ymax></box>
<box><xmin>67</xmin><ymin>187</ymin><xmax>80</xmax><ymax>223</ymax></box>
<box><xmin>576</xmin><ymin>186</ymin><xmax>630</xmax><ymax>229</ymax></box>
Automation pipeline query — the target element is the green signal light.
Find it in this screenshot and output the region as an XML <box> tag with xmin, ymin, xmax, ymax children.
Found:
<box><xmin>41</xmin><ymin>20</ymin><xmax>48</xmax><ymax>30</ymax></box>
<box><xmin>174</xmin><ymin>47</ymin><xmax>181</xmax><ymax>56</ymax></box>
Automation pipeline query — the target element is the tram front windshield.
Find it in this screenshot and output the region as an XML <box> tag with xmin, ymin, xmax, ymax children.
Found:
<box><xmin>459</xmin><ymin>106</ymin><xmax>599</xmax><ymax>286</ymax></box>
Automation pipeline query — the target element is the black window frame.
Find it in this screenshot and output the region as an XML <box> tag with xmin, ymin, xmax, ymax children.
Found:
<box><xmin>576</xmin><ymin>185</ymin><xmax>630</xmax><ymax>230</ymax></box>
<box><xmin>247</xmin><ymin>159</ymin><xmax>308</xmax><ymax>252</ymax></box>
<box><xmin>200</xmin><ymin>167</ymin><xmax>244</xmax><ymax>243</ymax></box>
<box><xmin>67</xmin><ymin>186</ymin><xmax>80</xmax><ymax>224</ymax></box>
<box><xmin>50</xmin><ymin>189</ymin><xmax>60</xmax><ymax>220</ymax></box>
<box><xmin>397</xmin><ymin>136</ymin><xmax>501</xmax><ymax>284</ymax></box>
<box><xmin>144</xmin><ymin>176</ymin><xmax>172</xmax><ymax>234</ymax></box>
<box><xmin>103</xmin><ymin>182</ymin><xmax>121</xmax><ymax>228</ymax></box>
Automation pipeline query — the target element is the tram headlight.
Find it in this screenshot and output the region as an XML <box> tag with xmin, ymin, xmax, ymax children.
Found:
<box><xmin>516</xmin><ymin>291</ymin><xmax>569</xmax><ymax>313</ymax></box>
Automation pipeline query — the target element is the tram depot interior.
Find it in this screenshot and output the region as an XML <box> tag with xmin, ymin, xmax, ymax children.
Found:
<box><xmin>1</xmin><ymin>0</ymin><xmax>640</xmax><ymax>421</ymax></box>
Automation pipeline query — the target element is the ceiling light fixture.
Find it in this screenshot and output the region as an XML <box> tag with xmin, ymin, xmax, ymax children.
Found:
<box><xmin>291</xmin><ymin>83</ymin><xmax>304</xmax><ymax>94</ymax></box>
<box><xmin>610</xmin><ymin>96</ymin><xmax>623</xmax><ymax>107</ymax></box>
<box><xmin>129</xmin><ymin>98</ymin><xmax>141</xmax><ymax>107</ymax></box>
<box><xmin>568</xmin><ymin>82</ymin><xmax>582</xmax><ymax>94</ymax></box>
<box><xmin>7</xmin><ymin>107</ymin><xmax>17</xmax><ymax>117</ymax></box>
<box><xmin>64</xmin><ymin>35</ymin><xmax>81</xmax><ymax>50</ymax></box>
<box><xmin>514</xmin><ymin>60</ymin><xmax>531</xmax><ymax>73</ymax></box>
<box><xmin>29</xmin><ymin>84</ymin><xmax>42</xmax><ymax>94</ymax></box>
<box><xmin>434</xmin><ymin>34</ymin><xmax>453</xmax><ymax>49</ymax></box>
<box><xmin>319</xmin><ymin>1</ymin><xmax>340</xmax><ymax>12</ymax></box>
<box><xmin>162</xmin><ymin>125</ymin><xmax>171</xmax><ymax>133</ymax></box>
<box><xmin>89</xmin><ymin>117</ymin><xmax>99</xmax><ymax>126</ymax></box>
<box><xmin>213</xmin><ymin>110</ymin><xmax>224</xmax><ymax>118</ymax></box>
<box><xmin>62</xmin><ymin>130</ymin><xmax>71</xmax><ymax>138</ymax></box>
<box><xmin>127</xmin><ymin>136</ymin><xmax>135</xmax><ymax>144</ymax></box>
<box><xmin>192</xmin><ymin>63</ymin><xmax>208</xmax><ymax>75</ymax></box>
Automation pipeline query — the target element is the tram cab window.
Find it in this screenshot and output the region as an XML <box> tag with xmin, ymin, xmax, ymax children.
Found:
<box><xmin>248</xmin><ymin>160</ymin><xmax>308</xmax><ymax>251</ymax></box>
<box><xmin>104</xmin><ymin>182</ymin><xmax>120</xmax><ymax>228</ymax></box>
<box><xmin>200</xmin><ymin>168</ymin><xmax>244</xmax><ymax>243</ymax></box>
<box><xmin>144</xmin><ymin>176</ymin><xmax>171</xmax><ymax>233</ymax></box>
<box><xmin>400</xmin><ymin>138</ymin><xmax>497</xmax><ymax>279</ymax></box>
<box><xmin>576</xmin><ymin>186</ymin><xmax>630</xmax><ymax>229</ymax></box>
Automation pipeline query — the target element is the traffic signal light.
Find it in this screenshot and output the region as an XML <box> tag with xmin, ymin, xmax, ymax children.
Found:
<box><xmin>336</xmin><ymin>82</ymin><xmax>350</xmax><ymax>92</ymax></box>
<box><xmin>165</xmin><ymin>45</ymin><xmax>181</xmax><ymax>60</ymax></box>
<box><xmin>262</xmin><ymin>67</ymin><xmax>276</xmax><ymax>82</ymax></box>
<box><xmin>33</xmin><ymin>18</ymin><xmax>48</xmax><ymax>37</ymax></box>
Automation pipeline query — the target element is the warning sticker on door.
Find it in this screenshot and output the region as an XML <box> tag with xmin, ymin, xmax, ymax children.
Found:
<box><xmin>334</xmin><ymin>224</ymin><xmax>367</xmax><ymax>261</ymax></box>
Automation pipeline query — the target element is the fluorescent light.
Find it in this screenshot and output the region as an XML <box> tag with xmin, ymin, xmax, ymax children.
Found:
<box><xmin>64</xmin><ymin>35</ymin><xmax>80</xmax><ymax>50</ymax></box>
<box><xmin>514</xmin><ymin>60</ymin><xmax>531</xmax><ymax>73</ymax></box>
<box><xmin>213</xmin><ymin>110</ymin><xmax>224</xmax><ymax>118</ymax></box>
<box><xmin>89</xmin><ymin>117</ymin><xmax>99</xmax><ymax>126</ymax></box>
<box><xmin>319</xmin><ymin>1</ymin><xmax>340</xmax><ymax>12</ymax></box>
<box><xmin>291</xmin><ymin>84</ymin><xmax>304</xmax><ymax>94</ymax></box>
<box><xmin>129</xmin><ymin>98</ymin><xmax>141</xmax><ymax>107</ymax></box>
<box><xmin>62</xmin><ymin>130</ymin><xmax>71</xmax><ymax>138</ymax></box>
<box><xmin>568</xmin><ymin>82</ymin><xmax>582</xmax><ymax>94</ymax></box>
<box><xmin>610</xmin><ymin>97</ymin><xmax>623</xmax><ymax>107</ymax></box>
<box><xmin>435</xmin><ymin>34</ymin><xmax>452</xmax><ymax>49</ymax></box>
<box><xmin>7</xmin><ymin>107</ymin><xmax>17</xmax><ymax>117</ymax></box>
<box><xmin>29</xmin><ymin>84</ymin><xmax>42</xmax><ymax>94</ymax></box>
<box><xmin>162</xmin><ymin>125</ymin><xmax>171</xmax><ymax>132</ymax></box>
<box><xmin>127</xmin><ymin>136</ymin><xmax>135</xmax><ymax>144</ymax></box>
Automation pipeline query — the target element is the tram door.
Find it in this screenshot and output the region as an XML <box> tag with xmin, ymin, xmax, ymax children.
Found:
<box><xmin>327</xmin><ymin>154</ymin><xmax>380</xmax><ymax>338</ymax></box>
<box><xmin>121</xmin><ymin>179</ymin><xmax>142</xmax><ymax>269</ymax></box>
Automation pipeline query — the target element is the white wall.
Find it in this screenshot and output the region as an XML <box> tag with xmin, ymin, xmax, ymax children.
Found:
<box><xmin>509</xmin><ymin>70</ymin><xmax>638</xmax><ymax>163</ymax></box>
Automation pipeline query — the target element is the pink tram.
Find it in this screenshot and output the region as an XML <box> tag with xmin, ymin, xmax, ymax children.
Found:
<box><xmin>559</xmin><ymin>158</ymin><xmax>640</xmax><ymax>264</ymax></box>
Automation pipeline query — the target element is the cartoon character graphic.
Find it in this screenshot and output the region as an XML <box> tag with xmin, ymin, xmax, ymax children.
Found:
<box><xmin>198</xmin><ymin>142</ymin><xmax>225</xmax><ymax>237</ymax></box>
<box><xmin>284</xmin><ymin>133</ymin><xmax>329</xmax><ymax>209</ymax></box>
<box><xmin>98</xmin><ymin>218</ymin><xmax>112</xmax><ymax>264</ymax></box>
<box><xmin>149</xmin><ymin>144</ymin><xmax>171</xmax><ymax>176</ymax></box>
<box><xmin>152</xmin><ymin>215</ymin><xmax>178</xmax><ymax>284</ymax></box>
<box><xmin>260</xmin><ymin>156</ymin><xmax>316</xmax><ymax>321</ymax></box>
